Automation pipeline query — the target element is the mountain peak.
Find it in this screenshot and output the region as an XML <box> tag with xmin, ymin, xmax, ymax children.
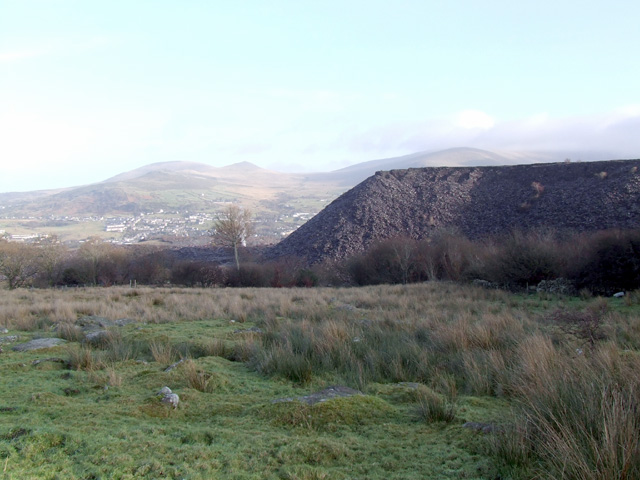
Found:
<box><xmin>221</xmin><ymin>161</ymin><xmax>263</xmax><ymax>171</ymax></box>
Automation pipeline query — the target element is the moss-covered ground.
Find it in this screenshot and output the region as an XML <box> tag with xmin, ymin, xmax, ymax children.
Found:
<box><xmin>0</xmin><ymin>284</ymin><xmax>638</xmax><ymax>479</ymax></box>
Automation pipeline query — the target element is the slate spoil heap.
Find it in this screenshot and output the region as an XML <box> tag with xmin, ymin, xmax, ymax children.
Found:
<box><xmin>269</xmin><ymin>159</ymin><xmax>640</xmax><ymax>264</ymax></box>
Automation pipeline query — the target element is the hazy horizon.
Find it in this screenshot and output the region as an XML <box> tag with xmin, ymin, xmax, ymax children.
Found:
<box><xmin>2</xmin><ymin>1</ymin><xmax>639</xmax><ymax>193</ymax></box>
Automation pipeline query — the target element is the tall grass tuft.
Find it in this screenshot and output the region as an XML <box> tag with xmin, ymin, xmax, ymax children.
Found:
<box><xmin>181</xmin><ymin>359</ymin><xmax>226</xmax><ymax>393</ymax></box>
<box><xmin>67</xmin><ymin>345</ymin><xmax>101</xmax><ymax>371</ymax></box>
<box><xmin>415</xmin><ymin>387</ymin><xmax>457</xmax><ymax>423</ymax></box>
<box><xmin>149</xmin><ymin>339</ymin><xmax>177</xmax><ymax>365</ymax></box>
<box><xmin>496</xmin><ymin>345</ymin><xmax>640</xmax><ymax>479</ymax></box>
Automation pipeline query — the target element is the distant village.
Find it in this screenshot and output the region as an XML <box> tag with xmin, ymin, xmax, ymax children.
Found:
<box><xmin>0</xmin><ymin>208</ymin><xmax>316</xmax><ymax>246</ymax></box>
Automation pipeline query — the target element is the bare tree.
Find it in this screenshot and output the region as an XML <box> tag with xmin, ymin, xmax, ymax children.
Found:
<box><xmin>0</xmin><ymin>242</ymin><xmax>39</xmax><ymax>289</ymax></box>
<box><xmin>390</xmin><ymin>237</ymin><xmax>416</xmax><ymax>285</ymax></box>
<box><xmin>212</xmin><ymin>206</ymin><xmax>254</xmax><ymax>270</ymax></box>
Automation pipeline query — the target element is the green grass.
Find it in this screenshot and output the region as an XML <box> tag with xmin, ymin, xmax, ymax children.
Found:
<box><xmin>0</xmin><ymin>344</ymin><xmax>498</xmax><ymax>479</ymax></box>
<box><xmin>0</xmin><ymin>283</ymin><xmax>638</xmax><ymax>479</ymax></box>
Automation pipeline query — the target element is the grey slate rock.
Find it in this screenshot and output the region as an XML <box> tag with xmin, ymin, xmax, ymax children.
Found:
<box><xmin>12</xmin><ymin>338</ymin><xmax>66</xmax><ymax>352</ymax></box>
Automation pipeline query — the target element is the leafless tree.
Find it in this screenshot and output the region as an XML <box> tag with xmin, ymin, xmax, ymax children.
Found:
<box><xmin>212</xmin><ymin>206</ymin><xmax>254</xmax><ymax>270</ymax></box>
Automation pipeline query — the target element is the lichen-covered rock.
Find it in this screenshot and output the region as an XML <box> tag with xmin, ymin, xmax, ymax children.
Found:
<box><xmin>266</xmin><ymin>393</ymin><xmax>394</xmax><ymax>430</ymax></box>
<box><xmin>161</xmin><ymin>393</ymin><xmax>179</xmax><ymax>409</ymax></box>
<box><xmin>272</xmin><ymin>385</ymin><xmax>362</xmax><ymax>406</ymax></box>
<box><xmin>463</xmin><ymin>421</ymin><xmax>504</xmax><ymax>434</ymax></box>
<box><xmin>12</xmin><ymin>338</ymin><xmax>66</xmax><ymax>352</ymax></box>
<box><xmin>157</xmin><ymin>386</ymin><xmax>172</xmax><ymax>396</ymax></box>
<box><xmin>536</xmin><ymin>278</ymin><xmax>578</xmax><ymax>296</ymax></box>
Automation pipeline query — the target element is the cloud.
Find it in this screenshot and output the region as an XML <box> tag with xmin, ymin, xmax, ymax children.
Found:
<box><xmin>333</xmin><ymin>108</ymin><xmax>640</xmax><ymax>161</ymax></box>
<box><xmin>469</xmin><ymin>109</ymin><xmax>640</xmax><ymax>157</ymax></box>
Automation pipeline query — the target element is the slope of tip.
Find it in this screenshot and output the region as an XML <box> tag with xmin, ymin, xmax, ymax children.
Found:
<box><xmin>268</xmin><ymin>159</ymin><xmax>640</xmax><ymax>264</ymax></box>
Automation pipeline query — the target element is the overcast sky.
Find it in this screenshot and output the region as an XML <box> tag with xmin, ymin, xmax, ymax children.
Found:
<box><xmin>1</xmin><ymin>0</ymin><xmax>639</xmax><ymax>193</ymax></box>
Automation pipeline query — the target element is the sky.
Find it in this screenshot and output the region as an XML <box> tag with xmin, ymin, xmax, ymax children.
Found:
<box><xmin>1</xmin><ymin>0</ymin><xmax>640</xmax><ymax>193</ymax></box>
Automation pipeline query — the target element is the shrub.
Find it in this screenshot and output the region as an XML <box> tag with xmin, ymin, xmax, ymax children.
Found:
<box><xmin>170</xmin><ymin>261</ymin><xmax>224</xmax><ymax>287</ymax></box>
<box><xmin>426</xmin><ymin>230</ymin><xmax>475</xmax><ymax>281</ymax></box>
<box><xmin>480</xmin><ymin>230</ymin><xmax>562</xmax><ymax>288</ymax></box>
<box><xmin>225</xmin><ymin>263</ymin><xmax>269</xmax><ymax>287</ymax></box>
<box><xmin>572</xmin><ymin>230</ymin><xmax>640</xmax><ymax>295</ymax></box>
<box><xmin>547</xmin><ymin>299</ymin><xmax>608</xmax><ymax>347</ymax></box>
<box><xmin>295</xmin><ymin>269</ymin><xmax>319</xmax><ymax>287</ymax></box>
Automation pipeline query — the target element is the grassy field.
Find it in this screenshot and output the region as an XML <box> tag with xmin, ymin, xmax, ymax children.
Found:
<box><xmin>0</xmin><ymin>284</ymin><xmax>638</xmax><ymax>479</ymax></box>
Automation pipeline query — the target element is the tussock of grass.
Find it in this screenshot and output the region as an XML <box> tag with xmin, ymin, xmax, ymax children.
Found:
<box><xmin>0</xmin><ymin>284</ymin><xmax>638</xmax><ymax>479</ymax></box>
<box><xmin>66</xmin><ymin>344</ymin><xmax>101</xmax><ymax>371</ymax></box>
<box><xmin>180</xmin><ymin>358</ymin><xmax>228</xmax><ymax>393</ymax></box>
<box><xmin>149</xmin><ymin>338</ymin><xmax>177</xmax><ymax>364</ymax></box>
<box><xmin>415</xmin><ymin>387</ymin><xmax>457</xmax><ymax>423</ymax></box>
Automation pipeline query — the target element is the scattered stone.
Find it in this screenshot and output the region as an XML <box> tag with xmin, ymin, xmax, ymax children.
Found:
<box><xmin>161</xmin><ymin>393</ymin><xmax>180</xmax><ymax>409</ymax></box>
<box><xmin>77</xmin><ymin>315</ymin><xmax>114</xmax><ymax>328</ymax></box>
<box><xmin>157</xmin><ymin>386</ymin><xmax>172</xmax><ymax>396</ymax></box>
<box><xmin>12</xmin><ymin>338</ymin><xmax>66</xmax><ymax>352</ymax></box>
<box><xmin>83</xmin><ymin>329</ymin><xmax>110</xmax><ymax>344</ymax></box>
<box><xmin>472</xmin><ymin>279</ymin><xmax>499</xmax><ymax>289</ymax></box>
<box><xmin>273</xmin><ymin>385</ymin><xmax>363</xmax><ymax>406</ymax></box>
<box><xmin>0</xmin><ymin>335</ymin><xmax>19</xmax><ymax>344</ymax></box>
<box><xmin>336</xmin><ymin>304</ymin><xmax>356</xmax><ymax>312</ymax></box>
<box><xmin>0</xmin><ymin>328</ymin><xmax>8</xmax><ymax>334</ymax></box>
<box><xmin>463</xmin><ymin>421</ymin><xmax>504</xmax><ymax>434</ymax></box>
<box><xmin>164</xmin><ymin>359</ymin><xmax>184</xmax><ymax>372</ymax></box>
<box><xmin>114</xmin><ymin>318</ymin><xmax>136</xmax><ymax>327</ymax></box>
<box><xmin>536</xmin><ymin>278</ymin><xmax>578</xmax><ymax>296</ymax></box>
<box><xmin>31</xmin><ymin>357</ymin><xmax>67</xmax><ymax>366</ymax></box>
<box><xmin>233</xmin><ymin>326</ymin><xmax>263</xmax><ymax>334</ymax></box>
<box><xmin>613</xmin><ymin>292</ymin><xmax>625</xmax><ymax>298</ymax></box>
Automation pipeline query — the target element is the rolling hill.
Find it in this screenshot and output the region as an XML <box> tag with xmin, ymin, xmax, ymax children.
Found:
<box><xmin>0</xmin><ymin>148</ymin><xmax>628</xmax><ymax>243</ymax></box>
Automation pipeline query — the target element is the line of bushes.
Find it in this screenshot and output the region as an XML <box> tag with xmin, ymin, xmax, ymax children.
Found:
<box><xmin>2</xmin><ymin>227</ymin><xmax>640</xmax><ymax>293</ymax></box>
<box><xmin>345</xmin><ymin>228</ymin><xmax>640</xmax><ymax>295</ymax></box>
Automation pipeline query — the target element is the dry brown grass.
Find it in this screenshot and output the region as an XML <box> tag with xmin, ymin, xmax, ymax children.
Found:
<box><xmin>180</xmin><ymin>359</ymin><xmax>227</xmax><ymax>393</ymax></box>
<box><xmin>149</xmin><ymin>339</ymin><xmax>177</xmax><ymax>365</ymax></box>
<box><xmin>1</xmin><ymin>282</ymin><xmax>638</xmax><ymax>478</ymax></box>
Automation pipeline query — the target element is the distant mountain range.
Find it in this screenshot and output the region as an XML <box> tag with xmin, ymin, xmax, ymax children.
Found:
<box><xmin>0</xmin><ymin>147</ymin><xmax>629</xmax><ymax>243</ymax></box>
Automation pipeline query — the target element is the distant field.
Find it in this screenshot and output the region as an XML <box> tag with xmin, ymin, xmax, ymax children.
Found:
<box><xmin>0</xmin><ymin>218</ymin><xmax>113</xmax><ymax>242</ymax></box>
<box><xmin>0</xmin><ymin>284</ymin><xmax>638</xmax><ymax>479</ymax></box>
